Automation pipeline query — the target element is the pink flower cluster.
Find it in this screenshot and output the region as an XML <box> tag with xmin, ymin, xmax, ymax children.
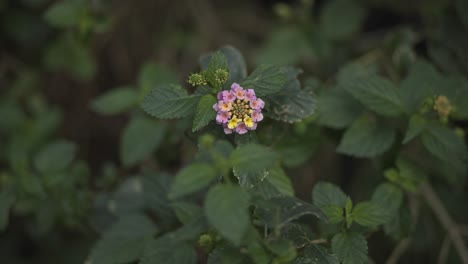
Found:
<box><xmin>212</xmin><ymin>83</ymin><xmax>265</xmax><ymax>134</ymax></box>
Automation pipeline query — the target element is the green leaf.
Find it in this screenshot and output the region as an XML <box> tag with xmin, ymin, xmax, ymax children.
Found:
<box><xmin>43</xmin><ymin>1</ymin><xmax>85</xmax><ymax>28</ymax></box>
<box><xmin>403</xmin><ymin>115</ymin><xmax>427</xmax><ymax>144</ymax></box>
<box><xmin>266</xmin><ymin>165</ymin><xmax>294</xmax><ymax>196</ymax></box>
<box><xmin>337</xmin><ymin>117</ymin><xmax>396</xmax><ymax>158</ymax></box>
<box><xmin>200</xmin><ymin>46</ymin><xmax>247</xmax><ymax>84</ymax></box>
<box><xmin>240</xmin><ymin>65</ymin><xmax>287</xmax><ymax>97</ymax></box>
<box><xmin>141</xmin><ymin>238</ymin><xmax>196</xmax><ymax>264</ymax></box>
<box><xmin>143</xmin><ymin>172</ymin><xmax>175</xmax><ymax>220</ymax></box>
<box><xmin>400</xmin><ymin>60</ymin><xmax>442</xmax><ymax>114</ymax></box>
<box><xmin>255</xmin><ymin>27</ymin><xmax>312</xmax><ymax>66</ymax></box>
<box><xmin>342</xmin><ymin>75</ymin><xmax>405</xmax><ymax>116</ymax></box>
<box><xmin>345</xmin><ymin>198</ymin><xmax>353</xmax><ymax>228</ymax></box>
<box><xmin>281</xmin><ymin>223</ymin><xmax>315</xmax><ymax>248</ymax></box>
<box><xmin>352</xmin><ymin>201</ymin><xmax>391</xmax><ymax>227</ymax></box>
<box><xmin>294</xmin><ymin>244</ymin><xmax>339</xmax><ymax>264</ymax></box>
<box><xmin>421</xmin><ymin>124</ymin><xmax>468</xmax><ymax>172</ymax></box>
<box><xmin>44</xmin><ymin>34</ymin><xmax>96</xmax><ymax>80</ymax></box>
<box><xmin>319</xmin><ymin>0</ymin><xmax>366</xmax><ymax>41</ymax></box>
<box><xmin>266</xmin><ymin>67</ymin><xmax>317</xmax><ymax>123</ymax></box>
<box><xmin>371</xmin><ymin>183</ymin><xmax>403</xmax><ymax>215</ymax></box>
<box><xmin>90</xmin><ymin>87</ymin><xmax>139</xmax><ymax>115</ymax></box>
<box><xmin>317</xmin><ymin>86</ymin><xmax>363</xmax><ymax>129</ymax></box>
<box><xmin>141</xmin><ymin>84</ymin><xmax>201</xmax><ymax>119</ymax></box>
<box><xmin>172</xmin><ymin>202</ymin><xmax>202</xmax><ymax>224</ymax></box>
<box><xmin>266</xmin><ymin>239</ymin><xmax>297</xmax><ymax>262</ymax></box>
<box><xmin>231</xmin><ymin>144</ymin><xmax>280</xmax><ymax>174</ymax></box>
<box><xmin>331</xmin><ymin>232</ymin><xmax>368</xmax><ymax>264</ymax></box>
<box><xmin>0</xmin><ymin>190</ymin><xmax>15</xmax><ymax>231</ymax></box>
<box><xmin>120</xmin><ymin>116</ymin><xmax>165</xmax><ymax>167</ymax></box>
<box><xmin>138</xmin><ymin>62</ymin><xmax>179</xmax><ymax>95</ymax></box>
<box><xmin>387</xmin><ymin>157</ymin><xmax>427</xmax><ymax>193</ymax></box>
<box><xmin>34</xmin><ymin>140</ymin><xmax>76</xmax><ymax>174</ymax></box>
<box><xmin>321</xmin><ymin>205</ymin><xmax>344</xmax><ymax>224</ymax></box>
<box><xmin>169</xmin><ymin>163</ymin><xmax>217</xmax><ymax>200</ymax></box>
<box><xmin>192</xmin><ymin>94</ymin><xmax>217</xmax><ymax>132</ymax></box>
<box><xmin>312</xmin><ymin>182</ymin><xmax>347</xmax><ymax>208</ymax></box>
<box><xmin>205</xmin><ymin>185</ymin><xmax>250</xmax><ymax>245</ymax></box>
<box><xmin>89</xmin><ymin>214</ymin><xmax>158</xmax><ymax>264</ymax></box>
<box><xmin>256</xmin><ymin>196</ymin><xmax>325</xmax><ymax>228</ymax></box>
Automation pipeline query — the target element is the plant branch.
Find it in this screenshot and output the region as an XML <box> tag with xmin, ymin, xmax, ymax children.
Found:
<box><xmin>421</xmin><ymin>183</ymin><xmax>468</xmax><ymax>264</ymax></box>
<box><xmin>438</xmin><ymin>234</ymin><xmax>451</xmax><ymax>264</ymax></box>
<box><xmin>386</xmin><ymin>238</ymin><xmax>410</xmax><ymax>264</ymax></box>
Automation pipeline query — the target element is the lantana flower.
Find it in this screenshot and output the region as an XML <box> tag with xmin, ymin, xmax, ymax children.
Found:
<box><xmin>213</xmin><ymin>83</ymin><xmax>264</xmax><ymax>134</ymax></box>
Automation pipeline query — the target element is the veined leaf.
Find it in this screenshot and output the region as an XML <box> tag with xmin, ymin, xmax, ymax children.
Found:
<box><xmin>342</xmin><ymin>75</ymin><xmax>405</xmax><ymax>117</ymax></box>
<box><xmin>312</xmin><ymin>182</ymin><xmax>347</xmax><ymax>208</ymax></box>
<box><xmin>337</xmin><ymin>117</ymin><xmax>396</xmax><ymax>158</ymax></box>
<box><xmin>141</xmin><ymin>84</ymin><xmax>201</xmax><ymax>119</ymax></box>
<box><xmin>120</xmin><ymin>116</ymin><xmax>165</xmax><ymax>168</ymax></box>
<box><xmin>371</xmin><ymin>183</ymin><xmax>403</xmax><ymax>215</ymax></box>
<box><xmin>90</xmin><ymin>87</ymin><xmax>139</xmax><ymax>115</ymax></box>
<box><xmin>192</xmin><ymin>94</ymin><xmax>217</xmax><ymax>132</ymax></box>
<box><xmin>241</xmin><ymin>65</ymin><xmax>287</xmax><ymax>97</ymax></box>
<box><xmin>89</xmin><ymin>214</ymin><xmax>158</xmax><ymax>264</ymax></box>
<box><xmin>352</xmin><ymin>201</ymin><xmax>391</xmax><ymax>227</ymax></box>
<box><xmin>34</xmin><ymin>140</ymin><xmax>76</xmax><ymax>174</ymax></box>
<box><xmin>169</xmin><ymin>163</ymin><xmax>217</xmax><ymax>200</ymax></box>
<box><xmin>205</xmin><ymin>185</ymin><xmax>250</xmax><ymax>246</ymax></box>
<box><xmin>200</xmin><ymin>46</ymin><xmax>247</xmax><ymax>84</ymax></box>
<box><xmin>231</xmin><ymin>144</ymin><xmax>280</xmax><ymax>174</ymax></box>
<box><xmin>331</xmin><ymin>232</ymin><xmax>368</xmax><ymax>264</ymax></box>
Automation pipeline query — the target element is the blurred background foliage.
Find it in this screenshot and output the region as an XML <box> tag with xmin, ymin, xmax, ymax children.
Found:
<box><xmin>1</xmin><ymin>0</ymin><xmax>468</xmax><ymax>263</ymax></box>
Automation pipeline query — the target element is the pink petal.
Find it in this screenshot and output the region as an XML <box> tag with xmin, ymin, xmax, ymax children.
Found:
<box><xmin>235</xmin><ymin>123</ymin><xmax>248</xmax><ymax>134</ymax></box>
<box><xmin>224</xmin><ymin>127</ymin><xmax>233</xmax><ymax>134</ymax></box>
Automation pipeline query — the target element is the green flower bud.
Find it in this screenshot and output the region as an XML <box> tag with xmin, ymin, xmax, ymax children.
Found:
<box><xmin>214</xmin><ymin>69</ymin><xmax>229</xmax><ymax>84</ymax></box>
<box><xmin>198</xmin><ymin>233</ymin><xmax>214</xmax><ymax>251</ymax></box>
<box><xmin>188</xmin><ymin>73</ymin><xmax>207</xmax><ymax>87</ymax></box>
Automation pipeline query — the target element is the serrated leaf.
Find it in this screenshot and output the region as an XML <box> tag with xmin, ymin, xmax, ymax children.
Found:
<box><xmin>281</xmin><ymin>223</ymin><xmax>315</xmax><ymax>248</ymax></box>
<box><xmin>200</xmin><ymin>46</ymin><xmax>247</xmax><ymax>84</ymax></box>
<box><xmin>266</xmin><ymin>165</ymin><xmax>294</xmax><ymax>196</ymax></box>
<box><xmin>231</xmin><ymin>144</ymin><xmax>280</xmax><ymax>175</ymax></box>
<box><xmin>294</xmin><ymin>244</ymin><xmax>339</xmax><ymax>264</ymax></box>
<box><xmin>141</xmin><ymin>84</ymin><xmax>201</xmax><ymax>119</ymax></box>
<box><xmin>256</xmin><ymin>196</ymin><xmax>325</xmax><ymax>228</ymax></box>
<box><xmin>169</xmin><ymin>163</ymin><xmax>217</xmax><ymax>199</ymax></box>
<box><xmin>120</xmin><ymin>116</ymin><xmax>165</xmax><ymax>167</ymax></box>
<box><xmin>205</xmin><ymin>185</ymin><xmax>250</xmax><ymax>246</ymax></box>
<box><xmin>266</xmin><ymin>67</ymin><xmax>316</xmax><ymax>123</ymax></box>
<box><xmin>342</xmin><ymin>75</ymin><xmax>405</xmax><ymax>116</ymax></box>
<box><xmin>321</xmin><ymin>205</ymin><xmax>344</xmax><ymax>224</ymax></box>
<box><xmin>400</xmin><ymin>60</ymin><xmax>442</xmax><ymax>114</ymax></box>
<box><xmin>0</xmin><ymin>190</ymin><xmax>15</xmax><ymax>231</ymax></box>
<box><xmin>312</xmin><ymin>182</ymin><xmax>347</xmax><ymax>208</ymax></box>
<box><xmin>421</xmin><ymin>124</ymin><xmax>468</xmax><ymax>172</ymax></box>
<box><xmin>403</xmin><ymin>115</ymin><xmax>427</xmax><ymax>144</ymax></box>
<box><xmin>331</xmin><ymin>232</ymin><xmax>368</xmax><ymax>264</ymax></box>
<box><xmin>337</xmin><ymin>117</ymin><xmax>396</xmax><ymax>158</ymax></box>
<box><xmin>317</xmin><ymin>86</ymin><xmax>363</xmax><ymax>129</ymax></box>
<box><xmin>90</xmin><ymin>87</ymin><xmax>139</xmax><ymax>115</ymax></box>
<box><xmin>371</xmin><ymin>183</ymin><xmax>403</xmax><ymax>215</ymax></box>
<box><xmin>352</xmin><ymin>201</ymin><xmax>390</xmax><ymax>227</ymax></box>
<box><xmin>319</xmin><ymin>0</ymin><xmax>365</xmax><ymax>41</ymax></box>
<box><xmin>34</xmin><ymin>139</ymin><xmax>76</xmax><ymax>174</ymax></box>
<box><xmin>193</xmin><ymin>94</ymin><xmax>217</xmax><ymax>132</ymax></box>
<box><xmin>141</xmin><ymin>238</ymin><xmax>196</xmax><ymax>264</ymax></box>
<box><xmin>89</xmin><ymin>214</ymin><xmax>158</xmax><ymax>264</ymax></box>
<box><xmin>241</xmin><ymin>65</ymin><xmax>287</xmax><ymax>97</ymax></box>
<box><xmin>43</xmin><ymin>1</ymin><xmax>85</xmax><ymax>28</ymax></box>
